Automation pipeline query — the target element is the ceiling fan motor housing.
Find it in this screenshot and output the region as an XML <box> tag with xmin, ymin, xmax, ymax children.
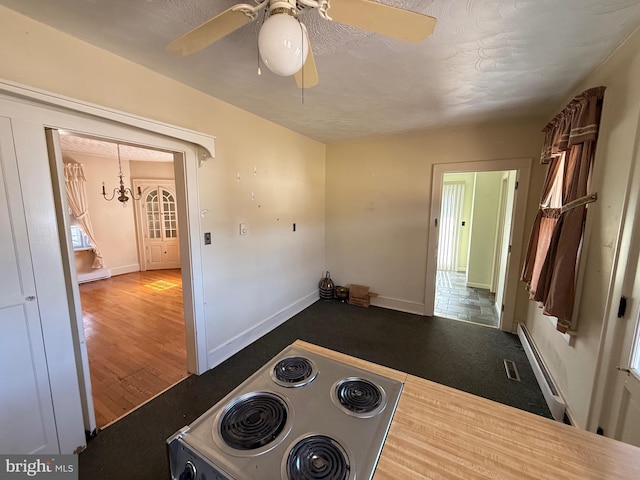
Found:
<box><xmin>267</xmin><ymin>0</ymin><xmax>298</xmax><ymax>13</ymax></box>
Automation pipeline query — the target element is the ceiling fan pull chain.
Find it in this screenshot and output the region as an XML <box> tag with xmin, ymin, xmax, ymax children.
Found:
<box><xmin>300</xmin><ymin>20</ymin><xmax>305</xmax><ymax>104</ymax></box>
<box><xmin>257</xmin><ymin>7</ymin><xmax>269</xmax><ymax>76</ymax></box>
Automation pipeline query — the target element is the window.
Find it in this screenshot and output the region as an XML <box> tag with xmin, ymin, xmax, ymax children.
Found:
<box><xmin>541</xmin><ymin>153</ymin><xmax>565</xmax><ymax>210</ymax></box>
<box><xmin>70</xmin><ymin>224</ymin><xmax>93</xmax><ymax>250</ymax></box>
<box><xmin>521</xmin><ymin>87</ymin><xmax>605</xmax><ymax>333</ymax></box>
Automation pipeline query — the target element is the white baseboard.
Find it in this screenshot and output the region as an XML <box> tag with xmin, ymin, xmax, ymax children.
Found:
<box><xmin>77</xmin><ymin>268</ymin><xmax>111</xmax><ymax>283</ymax></box>
<box><xmin>370</xmin><ymin>296</ymin><xmax>424</xmax><ymax>315</ymax></box>
<box><xmin>207</xmin><ymin>290</ymin><xmax>318</xmax><ymax>369</ymax></box>
<box><xmin>466</xmin><ymin>281</ymin><xmax>491</xmax><ymax>290</ymax></box>
<box><xmin>517</xmin><ymin>323</ymin><xmax>566</xmax><ymax>422</ymax></box>
<box><xmin>110</xmin><ymin>264</ymin><xmax>140</xmax><ymax>276</ymax></box>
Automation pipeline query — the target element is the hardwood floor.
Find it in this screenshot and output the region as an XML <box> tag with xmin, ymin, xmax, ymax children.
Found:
<box><xmin>79</xmin><ymin>269</ymin><xmax>188</xmax><ymax>428</ymax></box>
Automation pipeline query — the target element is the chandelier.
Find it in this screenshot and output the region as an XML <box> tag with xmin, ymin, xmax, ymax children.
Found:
<box><xmin>101</xmin><ymin>144</ymin><xmax>141</xmax><ymax>207</ymax></box>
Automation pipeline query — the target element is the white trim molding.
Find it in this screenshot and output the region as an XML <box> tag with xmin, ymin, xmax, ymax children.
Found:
<box><xmin>110</xmin><ymin>264</ymin><xmax>141</xmax><ymax>276</ymax></box>
<box><xmin>370</xmin><ymin>296</ymin><xmax>425</xmax><ymax>316</ymax></box>
<box><xmin>0</xmin><ymin>78</ymin><xmax>215</xmax><ymax>161</ymax></box>
<box><xmin>207</xmin><ymin>291</ymin><xmax>319</xmax><ymax>369</ymax></box>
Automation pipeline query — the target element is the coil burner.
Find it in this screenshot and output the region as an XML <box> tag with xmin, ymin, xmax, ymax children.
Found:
<box><xmin>284</xmin><ymin>434</ymin><xmax>351</xmax><ymax>480</ymax></box>
<box><xmin>167</xmin><ymin>345</ymin><xmax>403</xmax><ymax>480</ymax></box>
<box><xmin>215</xmin><ymin>391</ymin><xmax>291</xmax><ymax>456</ymax></box>
<box><xmin>271</xmin><ymin>356</ymin><xmax>318</xmax><ymax>388</ymax></box>
<box><xmin>331</xmin><ymin>377</ymin><xmax>387</xmax><ymax>418</ymax></box>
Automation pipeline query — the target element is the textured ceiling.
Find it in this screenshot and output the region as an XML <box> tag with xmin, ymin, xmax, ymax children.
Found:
<box><xmin>3</xmin><ymin>0</ymin><xmax>640</xmax><ymax>143</ymax></box>
<box><xmin>59</xmin><ymin>133</ymin><xmax>174</xmax><ymax>162</ymax></box>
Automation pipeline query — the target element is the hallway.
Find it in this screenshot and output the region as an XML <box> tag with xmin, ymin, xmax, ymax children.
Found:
<box><xmin>435</xmin><ymin>270</ymin><xmax>499</xmax><ymax>327</ymax></box>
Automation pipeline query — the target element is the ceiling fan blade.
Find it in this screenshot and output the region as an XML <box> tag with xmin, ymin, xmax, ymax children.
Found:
<box><xmin>295</xmin><ymin>26</ymin><xmax>319</xmax><ymax>89</ymax></box>
<box><xmin>328</xmin><ymin>0</ymin><xmax>436</xmax><ymax>43</ymax></box>
<box><xmin>167</xmin><ymin>7</ymin><xmax>254</xmax><ymax>56</ymax></box>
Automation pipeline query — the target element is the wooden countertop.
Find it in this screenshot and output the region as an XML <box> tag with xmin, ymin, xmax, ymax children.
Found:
<box><xmin>293</xmin><ymin>340</ymin><xmax>640</xmax><ymax>479</ymax></box>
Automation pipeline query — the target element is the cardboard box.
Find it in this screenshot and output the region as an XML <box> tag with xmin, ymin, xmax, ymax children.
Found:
<box><xmin>348</xmin><ymin>284</ymin><xmax>378</xmax><ymax>307</ymax></box>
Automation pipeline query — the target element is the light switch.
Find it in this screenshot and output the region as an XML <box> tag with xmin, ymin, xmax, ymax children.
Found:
<box><xmin>239</xmin><ymin>223</ymin><xmax>248</xmax><ymax>235</ymax></box>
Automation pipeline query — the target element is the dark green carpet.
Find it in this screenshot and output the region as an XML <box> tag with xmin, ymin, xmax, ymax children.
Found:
<box><xmin>79</xmin><ymin>301</ymin><xmax>551</xmax><ymax>479</ymax></box>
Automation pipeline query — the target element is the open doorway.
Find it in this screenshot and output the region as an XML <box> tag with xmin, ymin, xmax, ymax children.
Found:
<box><xmin>425</xmin><ymin>158</ymin><xmax>531</xmax><ymax>333</ymax></box>
<box><xmin>0</xmin><ymin>83</ymin><xmax>211</xmax><ymax>446</ymax></box>
<box><xmin>53</xmin><ymin>133</ymin><xmax>190</xmax><ymax>428</ymax></box>
<box><xmin>434</xmin><ymin>171</ymin><xmax>516</xmax><ymax>328</ymax></box>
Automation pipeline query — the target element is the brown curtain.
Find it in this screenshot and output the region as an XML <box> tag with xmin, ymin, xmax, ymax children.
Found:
<box><xmin>522</xmin><ymin>86</ymin><xmax>605</xmax><ymax>333</ymax></box>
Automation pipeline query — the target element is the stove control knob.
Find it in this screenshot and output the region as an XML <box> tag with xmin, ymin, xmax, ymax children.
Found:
<box><xmin>178</xmin><ymin>461</ymin><xmax>196</xmax><ymax>480</ymax></box>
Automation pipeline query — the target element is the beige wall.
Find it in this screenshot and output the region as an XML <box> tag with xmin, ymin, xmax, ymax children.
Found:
<box><xmin>130</xmin><ymin>160</ymin><xmax>175</xmax><ymax>180</ymax></box>
<box><xmin>521</xmin><ymin>26</ymin><xmax>640</xmax><ymax>429</ymax></box>
<box><xmin>0</xmin><ymin>7</ymin><xmax>326</xmax><ymax>364</ymax></box>
<box><xmin>467</xmin><ymin>171</ymin><xmax>503</xmax><ymax>289</ymax></box>
<box><xmin>325</xmin><ymin>120</ymin><xmax>546</xmax><ymax>314</ymax></box>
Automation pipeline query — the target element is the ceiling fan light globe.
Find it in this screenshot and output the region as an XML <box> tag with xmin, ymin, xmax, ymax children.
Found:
<box><xmin>258</xmin><ymin>14</ymin><xmax>308</xmax><ymax>77</ymax></box>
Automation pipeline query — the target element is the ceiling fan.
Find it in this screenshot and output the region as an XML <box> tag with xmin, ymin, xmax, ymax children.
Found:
<box><xmin>167</xmin><ymin>0</ymin><xmax>437</xmax><ymax>89</ymax></box>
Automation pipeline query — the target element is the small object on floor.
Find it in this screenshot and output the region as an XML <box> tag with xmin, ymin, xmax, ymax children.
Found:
<box><xmin>348</xmin><ymin>284</ymin><xmax>378</xmax><ymax>307</ymax></box>
<box><xmin>335</xmin><ymin>286</ymin><xmax>349</xmax><ymax>302</ymax></box>
<box><xmin>319</xmin><ymin>271</ymin><xmax>335</xmax><ymax>300</ymax></box>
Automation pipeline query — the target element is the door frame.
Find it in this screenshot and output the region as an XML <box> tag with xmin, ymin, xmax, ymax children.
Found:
<box><xmin>0</xmin><ymin>80</ymin><xmax>213</xmax><ymax>440</ymax></box>
<box><xmin>425</xmin><ymin>158</ymin><xmax>531</xmax><ymax>333</ymax></box>
<box><xmin>493</xmin><ymin>172</ymin><xmax>517</xmax><ymax>315</ymax></box>
<box><xmin>49</xmin><ymin>130</ymin><xmax>204</xmax><ymax>435</ymax></box>
<box><xmin>492</xmin><ymin>174</ymin><xmax>510</xmax><ymax>293</ymax></box>
<box><xmin>588</xmin><ymin>107</ymin><xmax>640</xmax><ymax>434</ymax></box>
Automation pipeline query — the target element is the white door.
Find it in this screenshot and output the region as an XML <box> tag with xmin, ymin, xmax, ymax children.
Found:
<box><xmin>437</xmin><ymin>182</ymin><xmax>465</xmax><ymax>272</ymax></box>
<box><xmin>606</xmin><ymin>279</ymin><xmax>640</xmax><ymax>446</ymax></box>
<box><xmin>0</xmin><ymin>117</ymin><xmax>59</xmax><ymax>454</ymax></box>
<box><xmin>137</xmin><ymin>182</ymin><xmax>180</xmax><ymax>270</ymax></box>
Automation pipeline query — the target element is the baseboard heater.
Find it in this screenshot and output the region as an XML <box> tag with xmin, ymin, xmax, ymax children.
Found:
<box><xmin>517</xmin><ymin>323</ymin><xmax>566</xmax><ymax>422</ymax></box>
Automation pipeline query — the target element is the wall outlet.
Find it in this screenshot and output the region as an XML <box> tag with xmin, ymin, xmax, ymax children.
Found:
<box><xmin>239</xmin><ymin>223</ymin><xmax>248</xmax><ymax>235</ymax></box>
<box><xmin>204</xmin><ymin>232</ymin><xmax>211</xmax><ymax>245</ymax></box>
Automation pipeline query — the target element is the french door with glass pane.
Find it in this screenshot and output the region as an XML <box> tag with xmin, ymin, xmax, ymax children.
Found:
<box><xmin>134</xmin><ymin>181</ymin><xmax>180</xmax><ymax>270</ymax></box>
